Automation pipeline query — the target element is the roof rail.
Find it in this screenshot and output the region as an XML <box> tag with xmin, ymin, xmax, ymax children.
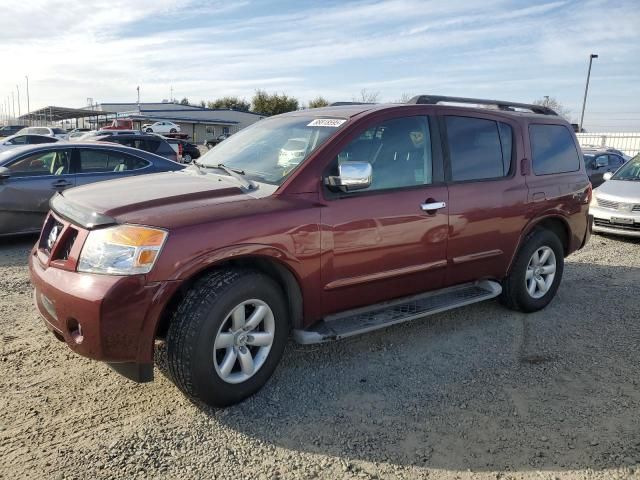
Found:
<box><xmin>329</xmin><ymin>102</ymin><xmax>376</xmax><ymax>106</ymax></box>
<box><xmin>407</xmin><ymin>95</ymin><xmax>557</xmax><ymax>116</ymax></box>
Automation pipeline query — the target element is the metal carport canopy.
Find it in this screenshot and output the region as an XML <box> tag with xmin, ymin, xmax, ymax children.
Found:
<box><xmin>18</xmin><ymin>106</ymin><xmax>116</xmax><ymax>121</ymax></box>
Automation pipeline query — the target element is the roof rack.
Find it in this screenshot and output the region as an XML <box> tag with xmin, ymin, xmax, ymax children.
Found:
<box><xmin>407</xmin><ymin>95</ymin><xmax>557</xmax><ymax>116</ymax></box>
<box><xmin>329</xmin><ymin>102</ymin><xmax>376</xmax><ymax>106</ymax></box>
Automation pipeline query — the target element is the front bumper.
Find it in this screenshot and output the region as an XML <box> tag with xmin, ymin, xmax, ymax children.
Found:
<box><xmin>590</xmin><ymin>205</ymin><xmax>640</xmax><ymax>238</ymax></box>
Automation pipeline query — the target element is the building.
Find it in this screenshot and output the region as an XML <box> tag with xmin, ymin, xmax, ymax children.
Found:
<box><xmin>96</xmin><ymin>102</ymin><xmax>265</xmax><ymax>142</ymax></box>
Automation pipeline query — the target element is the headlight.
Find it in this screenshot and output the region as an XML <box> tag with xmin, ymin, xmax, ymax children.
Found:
<box><xmin>78</xmin><ymin>225</ymin><xmax>167</xmax><ymax>275</ymax></box>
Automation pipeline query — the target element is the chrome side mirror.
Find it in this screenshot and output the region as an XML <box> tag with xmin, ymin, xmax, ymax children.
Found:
<box><xmin>325</xmin><ymin>161</ymin><xmax>372</xmax><ymax>192</ymax></box>
<box><xmin>603</xmin><ymin>172</ymin><xmax>613</xmax><ymax>181</ymax></box>
<box><xmin>0</xmin><ymin>166</ymin><xmax>10</xmax><ymax>180</ymax></box>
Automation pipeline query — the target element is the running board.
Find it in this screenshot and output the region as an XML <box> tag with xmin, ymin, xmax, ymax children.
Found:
<box><xmin>293</xmin><ymin>280</ymin><xmax>502</xmax><ymax>344</ymax></box>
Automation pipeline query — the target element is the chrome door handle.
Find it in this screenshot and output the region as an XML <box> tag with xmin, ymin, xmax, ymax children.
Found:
<box><xmin>420</xmin><ymin>201</ymin><xmax>446</xmax><ymax>211</ymax></box>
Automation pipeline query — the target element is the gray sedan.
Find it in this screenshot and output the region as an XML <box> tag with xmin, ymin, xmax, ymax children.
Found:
<box><xmin>0</xmin><ymin>143</ymin><xmax>184</xmax><ymax>236</ymax></box>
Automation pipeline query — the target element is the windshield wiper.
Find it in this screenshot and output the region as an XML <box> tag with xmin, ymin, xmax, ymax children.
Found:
<box><xmin>193</xmin><ymin>161</ymin><xmax>257</xmax><ymax>190</ymax></box>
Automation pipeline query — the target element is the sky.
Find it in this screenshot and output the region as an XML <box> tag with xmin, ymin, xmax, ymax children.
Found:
<box><xmin>0</xmin><ymin>0</ymin><xmax>639</xmax><ymax>131</ymax></box>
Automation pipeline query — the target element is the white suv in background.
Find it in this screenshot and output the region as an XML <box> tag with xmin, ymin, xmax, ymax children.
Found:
<box><xmin>142</xmin><ymin>121</ymin><xmax>181</xmax><ymax>134</ymax></box>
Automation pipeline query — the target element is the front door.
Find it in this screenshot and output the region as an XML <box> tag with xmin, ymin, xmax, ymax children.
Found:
<box><xmin>320</xmin><ymin>114</ymin><xmax>449</xmax><ymax>315</ymax></box>
<box><xmin>0</xmin><ymin>148</ymin><xmax>75</xmax><ymax>235</ymax></box>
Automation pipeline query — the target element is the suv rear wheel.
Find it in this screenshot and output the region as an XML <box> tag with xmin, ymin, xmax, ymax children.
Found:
<box><xmin>501</xmin><ymin>229</ymin><xmax>564</xmax><ymax>312</ymax></box>
<box><xmin>164</xmin><ymin>269</ymin><xmax>288</xmax><ymax>407</ymax></box>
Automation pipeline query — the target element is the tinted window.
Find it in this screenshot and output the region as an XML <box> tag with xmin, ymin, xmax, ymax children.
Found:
<box><xmin>446</xmin><ymin>116</ymin><xmax>510</xmax><ymax>181</ymax></box>
<box><xmin>529</xmin><ymin>124</ymin><xmax>580</xmax><ymax>175</ymax></box>
<box><xmin>8</xmin><ymin>150</ymin><xmax>71</xmax><ymax>177</ymax></box>
<box><xmin>52</xmin><ymin>128</ymin><xmax>67</xmax><ymax>135</ymax></box>
<box><xmin>609</xmin><ymin>155</ymin><xmax>625</xmax><ymax>167</ymax></box>
<box><xmin>79</xmin><ymin>149</ymin><xmax>149</xmax><ymax>173</ymax></box>
<box><xmin>8</xmin><ymin>136</ymin><xmax>27</xmax><ymax>145</ymax></box>
<box><xmin>28</xmin><ymin>135</ymin><xmax>58</xmax><ymax>144</ymax></box>
<box><xmin>334</xmin><ymin>116</ymin><xmax>432</xmax><ymax>191</ymax></box>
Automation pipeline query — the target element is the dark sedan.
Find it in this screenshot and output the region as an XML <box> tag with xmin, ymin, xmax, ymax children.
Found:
<box><xmin>0</xmin><ymin>143</ymin><xmax>184</xmax><ymax>236</ymax></box>
<box><xmin>583</xmin><ymin>149</ymin><xmax>628</xmax><ymax>187</ymax></box>
<box><xmin>93</xmin><ymin>133</ymin><xmax>178</xmax><ymax>162</ymax></box>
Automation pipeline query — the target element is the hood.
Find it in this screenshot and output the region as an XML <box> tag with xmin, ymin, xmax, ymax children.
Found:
<box><xmin>595</xmin><ymin>179</ymin><xmax>640</xmax><ymax>204</ymax></box>
<box><xmin>57</xmin><ymin>169</ymin><xmax>277</xmax><ymax>229</ymax></box>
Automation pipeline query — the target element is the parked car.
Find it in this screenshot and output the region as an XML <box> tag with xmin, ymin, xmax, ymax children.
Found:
<box><xmin>93</xmin><ymin>133</ymin><xmax>179</xmax><ymax>162</ymax></box>
<box><xmin>590</xmin><ymin>154</ymin><xmax>640</xmax><ymax>237</ymax></box>
<box><xmin>205</xmin><ymin>133</ymin><xmax>231</xmax><ymax>149</ymax></box>
<box><xmin>15</xmin><ymin>126</ymin><xmax>68</xmax><ymax>139</ymax></box>
<box><xmin>29</xmin><ymin>95</ymin><xmax>591</xmax><ymax>407</ymax></box>
<box><xmin>0</xmin><ymin>125</ymin><xmax>26</xmax><ymax>138</ymax></box>
<box><xmin>175</xmin><ymin>139</ymin><xmax>200</xmax><ymax>163</ymax></box>
<box><xmin>142</xmin><ymin>121</ymin><xmax>181</xmax><ymax>134</ymax></box>
<box><xmin>583</xmin><ymin>148</ymin><xmax>628</xmax><ymax>187</ymax></box>
<box><xmin>66</xmin><ymin>128</ymin><xmax>92</xmax><ymax>139</ymax></box>
<box><xmin>0</xmin><ymin>143</ymin><xmax>183</xmax><ymax>236</ymax></box>
<box><xmin>0</xmin><ymin>134</ymin><xmax>60</xmax><ymax>151</ymax></box>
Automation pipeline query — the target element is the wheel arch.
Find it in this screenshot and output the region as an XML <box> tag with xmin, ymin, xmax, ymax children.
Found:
<box><xmin>507</xmin><ymin>215</ymin><xmax>570</xmax><ymax>274</ymax></box>
<box><xmin>154</xmin><ymin>254</ymin><xmax>305</xmax><ymax>342</ymax></box>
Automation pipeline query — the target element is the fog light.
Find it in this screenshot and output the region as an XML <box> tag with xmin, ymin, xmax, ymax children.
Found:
<box><xmin>67</xmin><ymin>319</ymin><xmax>84</xmax><ymax>344</ymax></box>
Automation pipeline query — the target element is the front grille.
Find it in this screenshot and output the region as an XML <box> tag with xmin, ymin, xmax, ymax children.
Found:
<box><xmin>597</xmin><ymin>198</ymin><xmax>620</xmax><ymax>209</ymax></box>
<box><xmin>594</xmin><ymin>219</ymin><xmax>640</xmax><ymax>231</ymax></box>
<box><xmin>633</xmin><ymin>205</ymin><xmax>640</xmax><ymax>212</ymax></box>
<box><xmin>51</xmin><ymin>228</ymin><xmax>78</xmax><ymax>261</ymax></box>
<box><xmin>39</xmin><ymin>216</ymin><xmax>64</xmax><ymax>255</ymax></box>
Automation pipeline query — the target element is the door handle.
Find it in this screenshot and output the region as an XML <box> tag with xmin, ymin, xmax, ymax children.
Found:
<box><xmin>51</xmin><ymin>180</ymin><xmax>73</xmax><ymax>189</ymax></box>
<box><xmin>420</xmin><ymin>201</ymin><xmax>446</xmax><ymax>212</ymax></box>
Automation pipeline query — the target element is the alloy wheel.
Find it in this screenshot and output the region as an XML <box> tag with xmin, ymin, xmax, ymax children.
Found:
<box><xmin>525</xmin><ymin>246</ymin><xmax>556</xmax><ymax>299</ymax></box>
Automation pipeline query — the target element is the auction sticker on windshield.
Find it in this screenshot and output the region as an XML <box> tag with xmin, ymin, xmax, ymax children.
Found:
<box><xmin>307</xmin><ymin>119</ymin><xmax>347</xmax><ymax>127</ymax></box>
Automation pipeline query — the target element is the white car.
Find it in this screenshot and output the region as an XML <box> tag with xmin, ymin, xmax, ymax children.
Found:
<box><xmin>142</xmin><ymin>121</ymin><xmax>181</xmax><ymax>134</ymax></box>
<box><xmin>0</xmin><ymin>134</ymin><xmax>60</xmax><ymax>152</ymax></box>
<box><xmin>590</xmin><ymin>155</ymin><xmax>640</xmax><ymax>238</ymax></box>
<box><xmin>15</xmin><ymin>126</ymin><xmax>68</xmax><ymax>139</ymax></box>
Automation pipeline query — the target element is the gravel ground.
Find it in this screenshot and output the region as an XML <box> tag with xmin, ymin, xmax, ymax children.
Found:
<box><xmin>1</xmin><ymin>232</ymin><xmax>639</xmax><ymax>480</ymax></box>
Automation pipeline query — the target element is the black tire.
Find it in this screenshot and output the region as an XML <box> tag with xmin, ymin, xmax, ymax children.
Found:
<box><xmin>145</xmin><ymin>128</ymin><xmax>153</xmax><ymax>133</ymax></box>
<box><xmin>165</xmin><ymin>269</ymin><xmax>288</xmax><ymax>407</ymax></box>
<box><xmin>170</xmin><ymin>128</ymin><xmax>177</xmax><ymax>133</ymax></box>
<box><xmin>500</xmin><ymin>229</ymin><xmax>564</xmax><ymax>312</ymax></box>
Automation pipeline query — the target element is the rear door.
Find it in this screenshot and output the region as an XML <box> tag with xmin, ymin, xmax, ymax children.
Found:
<box><xmin>0</xmin><ymin>148</ymin><xmax>75</xmax><ymax>234</ymax></box>
<box><xmin>75</xmin><ymin>148</ymin><xmax>152</xmax><ymax>186</ymax></box>
<box><xmin>439</xmin><ymin>111</ymin><xmax>528</xmax><ymax>285</ymax></box>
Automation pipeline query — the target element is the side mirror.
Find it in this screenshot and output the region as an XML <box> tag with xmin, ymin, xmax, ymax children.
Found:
<box><xmin>325</xmin><ymin>162</ymin><xmax>372</xmax><ymax>192</ymax></box>
<box><xmin>595</xmin><ymin>157</ymin><xmax>608</xmax><ymax>168</ymax></box>
<box><xmin>603</xmin><ymin>172</ymin><xmax>613</xmax><ymax>181</ymax></box>
<box><xmin>0</xmin><ymin>166</ymin><xmax>10</xmax><ymax>180</ymax></box>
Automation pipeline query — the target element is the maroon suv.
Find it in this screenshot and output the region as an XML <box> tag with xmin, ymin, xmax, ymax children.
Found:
<box><xmin>30</xmin><ymin>95</ymin><xmax>592</xmax><ymax>407</ymax></box>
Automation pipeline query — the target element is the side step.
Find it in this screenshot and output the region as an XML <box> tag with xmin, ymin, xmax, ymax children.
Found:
<box><xmin>293</xmin><ymin>280</ymin><xmax>502</xmax><ymax>345</ymax></box>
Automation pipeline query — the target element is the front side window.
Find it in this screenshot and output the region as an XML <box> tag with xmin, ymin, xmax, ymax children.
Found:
<box><xmin>8</xmin><ymin>150</ymin><xmax>71</xmax><ymax>177</ymax></box>
<box><xmin>331</xmin><ymin>116</ymin><xmax>432</xmax><ymax>192</ymax></box>
<box><xmin>529</xmin><ymin>124</ymin><xmax>580</xmax><ymax>175</ymax></box>
<box><xmin>8</xmin><ymin>136</ymin><xmax>27</xmax><ymax>145</ymax></box>
<box><xmin>199</xmin><ymin>115</ymin><xmax>345</xmax><ymax>185</ymax></box>
<box><xmin>445</xmin><ymin>116</ymin><xmax>512</xmax><ymax>181</ymax></box>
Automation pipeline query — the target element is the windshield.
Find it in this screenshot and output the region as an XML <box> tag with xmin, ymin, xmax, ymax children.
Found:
<box><xmin>198</xmin><ymin>115</ymin><xmax>346</xmax><ymax>185</ymax></box>
<box><xmin>612</xmin><ymin>156</ymin><xmax>640</xmax><ymax>181</ymax></box>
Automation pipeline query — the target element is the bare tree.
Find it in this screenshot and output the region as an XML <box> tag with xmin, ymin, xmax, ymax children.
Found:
<box><xmin>353</xmin><ymin>88</ymin><xmax>380</xmax><ymax>103</ymax></box>
<box><xmin>396</xmin><ymin>92</ymin><xmax>413</xmax><ymax>103</ymax></box>
<box><xmin>533</xmin><ymin>97</ymin><xmax>571</xmax><ymax>120</ymax></box>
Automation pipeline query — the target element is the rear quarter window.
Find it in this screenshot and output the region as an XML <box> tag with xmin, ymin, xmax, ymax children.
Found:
<box><xmin>529</xmin><ymin>124</ymin><xmax>580</xmax><ymax>175</ymax></box>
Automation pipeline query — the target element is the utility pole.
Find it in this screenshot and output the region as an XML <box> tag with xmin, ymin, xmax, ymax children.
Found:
<box><xmin>16</xmin><ymin>85</ymin><xmax>21</xmax><ymax>119</ymax></box>
<box><xmin>170</xmin><ymin>86</ymin><xmax>173</xmax><ymax>102</ymax></box>
<box><xmin>11</xmin><ymin>92</ymin><xmax>15</xmax><ymax>119</ymax></box>
<box><xmin>579</xmin><ymin>53</ymin><xmax>598</xmax><ymax>133</ymax></box>
<box><xmin>136</xmin><ymin>85</ymin><xmax>140</xmax><ymax>105</ymax></box>
<box><xmin>25</xmin><ymin>76</ymin><xmax>30</xmax><ymax>125</ymax></box>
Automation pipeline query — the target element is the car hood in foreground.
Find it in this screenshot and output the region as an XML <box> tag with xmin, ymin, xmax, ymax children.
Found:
<box><xmin>595</xmin><ymin>179</ymin><xmax>640</xmax><ymax>204</ymax></box>
<box><xmin>56</xmin><ymin>169</ymin><xmax>277</xmax><ymax>229</ymax></box>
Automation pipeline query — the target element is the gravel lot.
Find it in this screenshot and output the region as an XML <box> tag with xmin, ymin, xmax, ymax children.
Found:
<box><xmin>1</xmin><ymin>232</ymin><xmax>639</xmax><ymax>480</ymax></box>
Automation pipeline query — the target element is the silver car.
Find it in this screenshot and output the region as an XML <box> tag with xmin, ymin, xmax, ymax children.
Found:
<box><xmin>590</xmin><ymin>155</ymin><xmax>640</xmax><ymax>237</ymax></box>
<box><xmin>0</xmin><ymin>143</ymin><xmax>184</xmax><ymax>236</ymax></box>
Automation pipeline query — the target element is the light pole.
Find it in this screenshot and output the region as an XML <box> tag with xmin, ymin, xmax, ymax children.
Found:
<box><xmin>11</xmin><ymin>92</ymin><xmax>15</xmax><ymax>119</ymax></box>
<box><xmin>16</xmin><ymin>85</ymin><xmax>21</xmax><ymax>119</ymax></box>
<box><xmin>25</xmin><ymin>76</ymin><xmax>30</xmax><ymax>125</ymax></box>
<box><xmin>579</xmin><ymin>53</ymin><xmax>598</xmax><ymax>132</ymax></box>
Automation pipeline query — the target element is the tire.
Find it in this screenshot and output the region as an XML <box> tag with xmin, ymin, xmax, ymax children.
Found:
<box><xmin>170</xmin><ymin>128</ymin><xmax>177</xmax><ymax>133</ymax></box>
<box><xmin>145</xmin><ymin>128</ymin><xmax>153</xmax><ymax>133</ymax></box>
<box><xmin>183</xmin><ymin>154</ymin><xmax>192</xmax><ymax>163</ymax></box>
<box><xmin>500</xmin><ymin>228</ymin><xmax>564</xmax><ymax>313</ymax></box>
<box><xmin>165</xmin><ymin>269</ymin><xmax>288</xmax><ymax>407</ymax></box>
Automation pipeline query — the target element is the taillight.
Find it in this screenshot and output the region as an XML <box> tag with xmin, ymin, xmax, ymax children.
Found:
<box><xmin>585</xmin><ymin>182</ymin><xmax>592</xmax><ymax>204</ymax></box>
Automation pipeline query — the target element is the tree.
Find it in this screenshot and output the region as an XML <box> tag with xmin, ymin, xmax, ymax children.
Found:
<box><xmin>206</xmin><ymin>96</ymin><xmax>251</xmax><ymax>111</ymax></box>
<box><xmin>199</xmin><ymin>100</ymin><xmax>206</xmax><ymax>108</ymax></box>
<box><xmin>307</xmin><ymin>96</ymin><xmax>330</xmax><ymax>108</ymax></box>
<box><xmin>251</xmin><ymin>90</ymin><xmax>299</xmax><ymax>116</ymax></box>
<box><xmin>396</xmin><ymin>92</ymin><xmax>413</xmax><ymax>103</ymax></box>
<box><xmin>179</xmin><ymin>97</ymin><xmax>190</xmax><ymax>106</ymax></box>
<box><xmin>353</xmin><ymin>88</ymin><xmax>380</xmax><ymax>103</ymax></box>
<box><xmin>533</xmin><ymin>96</ymin><xmax>571</xmax><ymax>120</ymax></box>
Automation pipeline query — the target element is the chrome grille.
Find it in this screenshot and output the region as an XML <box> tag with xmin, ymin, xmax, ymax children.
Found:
<box><xmin>597</xmin><ymin>198</ymin><xmax>620</xmax><ymax>209</ymax></box>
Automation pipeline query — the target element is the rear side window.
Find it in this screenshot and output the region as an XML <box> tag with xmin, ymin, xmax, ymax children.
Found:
<box><xmin>529</xmin><ymin>124</ymin><xmax>580</xmax><ymax>175</ymax></box>
<box><xmin>79</xmin><ymin>149</ymin><xmax>150</xmax><ymax>173</ymax></box>
<box><xmin>445</xmin><ymin>116</ymin><xmax>513</xmax><ymax>181</ymax></box>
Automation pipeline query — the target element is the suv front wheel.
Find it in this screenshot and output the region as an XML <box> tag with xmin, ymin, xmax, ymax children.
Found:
<box><xmin>501</xmin><ymin>229</ymin><xmax>564</xmax><ymax>312</ymax></box>
<box><xmin>164</xmin><ymin>269</ymin><xmax>288</xmax><ymax>407</ymax></box>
